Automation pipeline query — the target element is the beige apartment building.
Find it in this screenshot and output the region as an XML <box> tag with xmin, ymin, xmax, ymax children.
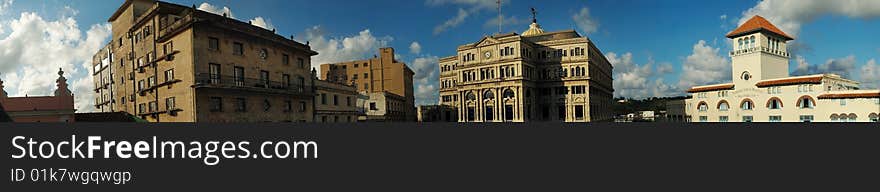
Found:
<box><xmin>685</xmin><ymin>15</ymin><xmax>880</xmax><ymax>122</ymax></box>
<box><xmin>439</xmin><ymin>12</ymin><xmax>614</xmax><ymax>122</ymax></box>
<box><xmin>314</xmin><ymin>76</ymin><xmax>360</xmax><ymax>122</ymax></box>
<box><xmin>319</xmin><ymin>48</ymin><xmax>415</xmax><ymax>121</ymax></box>
<box><xmin>92</xmin><ymin>0</ymin><xmax>317</xmax><ymax>122</ymax></box>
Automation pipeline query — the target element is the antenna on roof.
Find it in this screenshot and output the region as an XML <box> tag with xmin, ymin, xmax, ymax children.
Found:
<box><xmin>497</xmin><ymin>0</ymin><xmax>502</xmax><ymax>35</ymax></box>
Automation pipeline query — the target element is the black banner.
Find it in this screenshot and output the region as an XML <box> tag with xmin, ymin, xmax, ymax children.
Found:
<box><xmin>2</xmin><ymin>123</ymin><xmax>879</xmax><ymax>190</ymax></box>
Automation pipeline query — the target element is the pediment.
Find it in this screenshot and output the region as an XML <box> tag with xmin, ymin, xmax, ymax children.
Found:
<box><xmin>475</xmin><ymin>36</ymin><xmax>500</xmax><ymax>47</ymax></box>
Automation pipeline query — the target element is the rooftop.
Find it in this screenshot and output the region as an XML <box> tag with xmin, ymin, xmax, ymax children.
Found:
<box><xmin>726</xmin><ymin>15</ymin><xmax>794</xmax><ymax>40</ymax></box>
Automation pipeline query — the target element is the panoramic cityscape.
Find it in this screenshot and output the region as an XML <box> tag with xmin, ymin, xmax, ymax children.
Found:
<box><xmin>0</xmin><ymin>0</ymin><xmax>877</xmax><ymax>122</ymax></box>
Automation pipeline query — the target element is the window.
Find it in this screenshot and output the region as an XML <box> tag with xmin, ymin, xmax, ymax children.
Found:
<box><xmin>208</xmin><ymin>37</ymin><xmax>219</xmax><ymax>51</ymax></box>
<box><xmin>164</xmin><ymin>69</ymin><xmax>174</xmax><ymax>82</ymax></box>
<box><xmin>363</xmin><ymin>73</ymin><xmax>368</xmax><ymax>78</ymax></box>
<box><xmin>839</xmin><ymin>99</ymin><xmax>846</xmax><ymax>106</ymax></box>
<box><xmin>138</xmin><ymin>80</ymin><xmax>145</xmax><ymax>91</ymax></box>
<box><xmin>149</xmin><ymin>101</ymin><xmax>158</xmax><ymax>113</ymax></box>
<box><xmin>163</xmin><ymin>42</ymin><xmax>173</xmax><ymax>55</ymax></box>
<box><xmin>699</xmin><ymin>116</ymin><xmax>708</xmax><ymax>122</ymax></box>
<box><xmin>741</xmin><ymin>71</ymin><xmax>751</xmax><ymax>80</ymax></box>
<box><xmin>800</xmin><ymin>115</ymin><xmax>814</xmax><ymax>122</ymax></box>
<box><xmin>718</xmin><ymin>101</ymin><xmax>729</xmax><ymax>111</ymax></box>
<box><xmin>234</xmin><ymin>67</ymin><xmax>245</xmax><ymax>86</ymax></box>
<box><xmin>370</xmin><ymin>102</ymin><xmax>378</xmax><ymax>110</ymax></box>
<box><xmin>870</xmin><ymin>113</ymin><xmax>879</xmax><ymax>122</ymax></box>
<box><xmin>260</xmin><ymin>70</ymin><xmax>269</xmax><ymax>87</ymax></box>
<box><xmin>740</xmin><ymin>100</ymin><xmax>754</xmax><ymax>110</ymax></box>
<box><xmin>148</xmin><ymin>76</ymin><xmax>156</xmax><ymax>87</ymax></box>
<box><xmin>798</xmin><ymin>96</ymin><xmax>815</xmax><ymax>109</ymax></box>
<box><xmin>321</xmin><ymin>94</ymin><xmax>327</xmax><ymax>105</ymax></box>
<box><xmin>767</xmin><ymin>98</ymin><xmax>782</xmax><ymax>109</ymax></box>
<box><xmin>742</xmin><ymin>116</ymin><xmax>753</xmax><ymax>122</ymax></box>
<box><xmin>333</xmin><ymin>95</ymin><xmax>339</xmax><ymax>106</ymax></box>
<box><xmin>138</xmin><ymin>103</ymin><xmax>146</xmax><ymax>114</ymax></box>
<box><xmin>298</xmin><ymin>58</ymin><xmax>305</xmax><ymax>69</ymax></box>
<box><xmin>299</xmin><ymin>101</ymin><xmax>307</xmax><ymax>112</ymax></box>
<box><xmin>769</xmin><ymin>116</ymin><xmax>782</xmax><ymax>122</ymax></box>
<box><xmin>283</xmin><ymin>54</ymin><xmax>290</xmax><ymax>65</ymax></box>
<box><xmin>505</xmin><ymin>105</ymin><xmax>514</xmax><ymax>121</ymax></box>
<box><xmin>719</xmin><ymin>116</ymin><xmax>729</xmax><ymax>122</ymax></box>
<box><xmin>697</xmin><ymin>102</ymin><xmax>708</xmax><ymax>112</ymax></box>
<box><xmin>346</xmin><ymin>97</ymin><xmax>352</xmax><ymax>106</ymax></box>
<box><xmin>574</xmin><ymin>105</ymin><xmax>584</xmax><ymax>120</ymax></box>
<box><xmin>209</xmin><ymin>63</ymin><xmax>221</xmax><ymax>84</ymax></box>
<box><xmin>166</xmin><ymin>97</ymin><xmax>176</xmax><ymax>111</ymax></box>
<box><xmin>282</xmin><ymin>74</ymin><xmax>291</xmax><ymax>87</ymax></box>
<box><xmin>233</xmin><ymin>42</ymin><xmax>244</xmax><ymax>55</ymax></box>
<box><xmin>485</xmin><ymin>106</ymin><xmax>494</xmax><ymax>121</ymax></box>
<box><xmin>235</xmin><ymin>98</ymin><xmax>247</xmax><ymax>112</ymax></box>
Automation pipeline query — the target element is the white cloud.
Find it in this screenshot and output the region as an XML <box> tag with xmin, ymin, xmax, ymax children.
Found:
<box><xmin>0</xmin><ymin>0</ymin><xmax>12</xmax><ymax>14</ymax></box>
<box><xmin>296</xmin><ymin>26</ymin><xmax>393</xmax><ymax>70</ymax></box>
<box><xmin>249</xmin><ymin>17</ymin><xmax>273</xmax><ymax>30</ymax></box>
<box><xmin>738</xmin><ymin>0</ymin><xmax>880</xmax><ymax>37</ymax></box>
<box><xmin>720</xmin><ymin>14</ymin><xmax>727</xmax><ymax>20</ymax></box>
<box><xmin>792</xmin><ymin>55</ymin><xmax>857</xmax><ymax>78</ymax></box>
<box><xmin>427</xmin><ymin>0</ymin><xmax>502</xmax><ymax>35</ymax></box>
<box><xmin>483</xmin><ymin>14</ymin><xmax>529</xmax><ymax>31</ymax></box>
<box><xmin>678</xmin><ymin>40</ymin><xmax>731</xmax><ymax>89</ymax></box>
<box><xmin>860</xmin><ymin>59</ymin><xmax>879</xmax><ymax>89</ymax></box>
<box><xmin>433</xmin><ymin>8</ymin><xmax>469</xmax><ymax>35</ymax></box>
<box><xmin>0</xmin><ymin>12</ymin><xmax>112</xmax><ymax>112</ymax></box>
<box><xmin>606</xmin><ymin>52</ymin><xmax>677</xmax><ymax>98</ymax></box>
<box><xmin>572</xmin><ymin>7</ymin><xmax>599</xmax><ymax>34</ymax></box>
<box><xmin>409</xmin><ymin>41</ymin><xmax>422</xmax><ymax>54</ymax></box>
<box><xmin>410</xmin><ymin>56</ymin><xmax>440</xmax><ymax>105</ymax></box>
<box><xmin>198</xmin><ymin>2</ymin><xmax>276</xmax><ymax>31</ymax></box>
<box><xmin>197</xmin><ymin>2</ymin><xmax>234</xmax><ymax>18</ymax></box>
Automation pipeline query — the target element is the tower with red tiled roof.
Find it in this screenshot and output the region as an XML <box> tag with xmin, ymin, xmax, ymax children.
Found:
<box><xmin>728</xmin><ymin>15</ymin><xmax>793</xmax><ymax>88</ymax></box>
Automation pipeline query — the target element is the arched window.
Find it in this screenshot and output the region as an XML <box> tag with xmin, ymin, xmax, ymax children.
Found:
<box><xmin>750</xmin><ymin>36</ymin><xmax>756</xmax><ymax>48</ymax></box>
<box><xmin>503</xmin><ymin>89</ymin><xmax>515</xmax><ymax>99</ymax></box>
<box><xmin>717</xmin><ymin>100</ymin><xmax>730</xmax><ymax>111</ymax></box>
<box><xmin>465</xmin><ymin>92</ymin><xmax>476</xmax><ymax>101</ymax></box>
<box><xmin>831</xmin><ymin>114</ymin><xmax>840</xmax><ymax>122</ymax></box>
<box><xmin>797</xmin><ymin>95</ymin><xmax>816</xmax><ymax>109</ymax></box>
<box><xmin>767</xmin><ymin>97</ymin><xmax>783</xmax><ymax>109</ymax></box>
<box><xmin>738</xmin><ymin>39</ymin><xmax>744</xmax><ymax>50</ymax></box>
<box><xmin>697</xmin><ymin>102</ymin><xmax>708</xmax><ymax>112</ymax></box>
<box><xmin>740</xmin><ymin>99</ymin><xmax>754</xmax><ymax>110</ymax></box>
<box><xmin>483</xmin><ymin>90</ymin><xmax>495</xmax><ymax>100</ymax></box>
<box><xmin>848</xmin><ymin>113</ymin><xmax>858</xmax><ymax>122</ymax></box>
<box><xmin>870</xmin><ymin>113</ymin><xmax>879</xmax><ymax>122</ymax></box>
<box><xmin>741</xmin><ymin>71</ymin><xmax>751</xmax><ymax>80</ymax></box>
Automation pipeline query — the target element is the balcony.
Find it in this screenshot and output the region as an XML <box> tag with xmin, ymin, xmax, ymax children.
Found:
<box><xmin>193</xmin><ymin>73</ymin><xmax>313</xmax><ymax>95</ymax></box>
<box><xmin>729</xmin><ymin>46</ymin><xmax>790</xmax><ymax>58</ymax></box>
<box><xmin>157</xmin><ymin>13</ymin><xmax>195</xmax><ymax>42</ymax></box>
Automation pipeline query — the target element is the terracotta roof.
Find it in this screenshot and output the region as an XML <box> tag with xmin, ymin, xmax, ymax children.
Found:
<box><xmin>726</xmin><ymin>15</ymin><xmax>794</xmax><ymax>40</ymax></box>
<box><xmin>0</xmin><ymin>96</ymin><xmax>74</xmax><ymax>112</ymax></box>
<box><xmin>817</xmin><ymin>90</ymin><xmax>880</xmax><ymax>99</ymax></box>
<box><xmin>755</xmin><ymin>75</ymin><xmax>824</xmax><ymax>87</ymax></box>
<box><xmin>687</xmin><ymin>83</ymin><xmax>734</xmax><ymax>93</ymax></box>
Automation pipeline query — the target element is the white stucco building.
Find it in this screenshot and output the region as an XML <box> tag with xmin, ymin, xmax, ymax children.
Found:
<box><xmin>685</xmin><ymin>15</ymin><xmax>880</xmax><ymax>122</ymax></box>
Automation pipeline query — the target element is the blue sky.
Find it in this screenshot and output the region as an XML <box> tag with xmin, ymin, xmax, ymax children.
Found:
<box><xmin>0</xmin><ymin>0</ymin><xmax>878</xmax><ymax>111</ymax></box>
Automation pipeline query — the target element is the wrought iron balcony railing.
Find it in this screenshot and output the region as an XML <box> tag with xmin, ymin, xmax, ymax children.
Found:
<box><xmin>194</xmin><ymin>73</ymin><xmax>312</xmax><ymax>95</ymax></box>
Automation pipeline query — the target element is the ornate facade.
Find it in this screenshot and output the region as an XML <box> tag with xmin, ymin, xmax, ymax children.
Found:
<box><xmin>439</xmin><ymin>11</ymin><xmax>614</xmax><ymax>122</ymax></box>
<box><xmin>685</xmin><ymin>15</ymin><xmax>880</xmax><ymax>122</ymax></box>
<box><xmin>92</xmin><ymin>0</ymin><xmax>317</xmax><ymax>122</ymax></box>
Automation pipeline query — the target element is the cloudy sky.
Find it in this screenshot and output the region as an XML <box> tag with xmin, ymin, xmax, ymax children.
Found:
<box><xmin>0</xmin><ymin>0</ymin><xmax>879</xmax><ymax>113</ymax></box>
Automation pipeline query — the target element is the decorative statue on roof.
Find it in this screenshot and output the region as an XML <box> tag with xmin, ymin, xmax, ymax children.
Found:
<box><xmin>54</xmin><ymin>68</ymin><xmax>72</xmax><ymax>97</ymax></box>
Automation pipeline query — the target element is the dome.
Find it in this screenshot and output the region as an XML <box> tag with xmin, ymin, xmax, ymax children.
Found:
<box><xmin>522</xmin><ymin>22</ymin><xmax>545</xmax><ymax>37</ymax></box>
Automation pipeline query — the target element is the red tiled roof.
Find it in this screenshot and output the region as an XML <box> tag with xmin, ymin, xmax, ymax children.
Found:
<box><xmin>726</xmin><ymin>15</ymin><xmax>794</xmax><ymax>40</ymax></box>
<box><xmin>0</xmin><ymin>96</ymin><xmax>74</xmax><ymax>112</ymax></box>
<box><xmin>817</xmin><ymin>91</ymin><xmax>880</xmax><ymax>99</ymax></box>
<box><xmin>755</xmin><ymin>75</ymin><xmax>824</xmax><ymax>87</ymax></box>
<box><xmin>687</xmin><ymin>84</ymin><xmax>734</xmax><ymax>93</ymax></box>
